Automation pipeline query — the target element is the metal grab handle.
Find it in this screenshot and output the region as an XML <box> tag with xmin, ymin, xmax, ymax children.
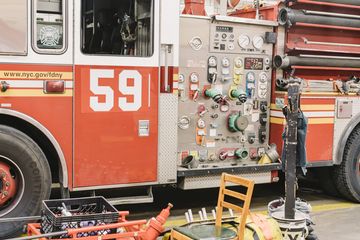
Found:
<box><xmin>162</xmin><ymin>44</ymin><xmax>173</xmax><ymax>93</ymax></box>
<box><xmin>302</xmin><ymin>37</ymin><xmax>360</xmax><ymax>48</ymax></box>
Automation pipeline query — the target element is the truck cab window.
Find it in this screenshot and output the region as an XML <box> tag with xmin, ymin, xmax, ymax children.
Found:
<box><xmin>32</xmin><ymin>0</ymin><xmax>66</xmax><ymax>54</ymax></box>
<box><xmin>81</xmin><ymin>0</ymin><xmax>154</xmax><ymax>57</ymax></box>
<box><xmin>0</xmin><ymin>0</ymin><xmax>27</xmax><ymax>55</ymax></box>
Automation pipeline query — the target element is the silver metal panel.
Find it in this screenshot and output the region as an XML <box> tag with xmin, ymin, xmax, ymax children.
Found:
<box><xmin>108</xmin><ymin>186</ymin><xmax>153</xmax><ymax>205</ymax></box>
<box><xmin>158</xmin><ymin>94</ymin><xmax>178</xmax><ymax>184</ymax></box>
<box><xmin>333</xmin><ymin>98</ymin><xmax>360</xmax><ymax>164</ymax></box>
<box><xmin>337</xmin><ymin>100</ymin><xmax>353</xmax><ymax>119</ymax></box>
<box><xmin>0</xmin><ymin>0</ymin><xmax>27</xmax><ymax>55</ymax></box>
<box><xmin>178</xmin><ymin>16</ymin><xmax>274</xmax><ymax>172</ymax></box>
<box><xmin>179</xmin><ymin>172</ymin><xmax>272</xmax><ymax>190</ymax></box>
<box><xmin>38</xmin><ymin>0</ymin><xmax>62</xmax><ymax>13</ymax></box>
<box><xmin>214</xmin><ymin>15</ymin><xmax>278</xmax><ymax>27</ymax></box>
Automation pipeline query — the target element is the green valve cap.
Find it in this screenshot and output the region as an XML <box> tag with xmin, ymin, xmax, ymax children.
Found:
<box><xmin>235</xmin><ymin>149</ymin><xmax>249</xmax><ymax>160</ymax></box>
<box><xmin>231</xmin><ymin>89</ymin><xmax>247</xmax><ymax>103</ymax></box>
<box><xmin>204</xmin><ymin>89</ymin><xmax>219</xmax><ymax>98</ymax></box>
<box><xmin>228</xmin><ymin>114</ymin><xmax>249</xmax><ymax>132</ymax></box>
<box><xmin>205</xmin><ymin>89</ymin><xmax>223</xmax><ymax>104</ymax></box>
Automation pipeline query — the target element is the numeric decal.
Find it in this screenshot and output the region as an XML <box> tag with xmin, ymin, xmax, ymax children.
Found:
<box><xmin>90</xmin><ymin>69</ymin><xmax>115</xmax><ymax>112</ymax></box>
<box><xmin>119</xmin><ymin>70</ymin><xmax>142</xmax><ymax>111</ymax></box>
<box><xmin>89</xmin><ymin>69</ymin><xmax>144</xmax><ymax>112</ymax></box>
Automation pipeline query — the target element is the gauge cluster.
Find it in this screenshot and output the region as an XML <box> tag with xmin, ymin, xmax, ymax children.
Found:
<box><xmin>211</xmin><ymin>24</ymin><xmax>270</xmax><ymax>54</ymax></box>
<box><xmin>178</xmin><ymin>17</ymin><xmax>275</xmax><ymax>172</ymax></box>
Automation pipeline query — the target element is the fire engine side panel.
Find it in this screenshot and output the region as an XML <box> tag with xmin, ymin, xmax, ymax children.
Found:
<box><xmin>0</xmin><ymin>1</ymin><xmax>74</xmax><ymax>188</ymax></box>
<box><xmin>72</xmin><ymin>0</ymin><xmax>161</xmax><ymax>188</ymax></box>
<box><xmin>73</xmin><ymin>66</ymin><xmax>159</xmax><ymax>187</ymax></box>
<box><xmin>0</xmin><ymin>64</ymin><xmax>73</xmax><ymax>182</ymax></box>
<box><xmin>271</xmin><ymin>96</ymin><xmax>335</xmax><ymax>163</ymax></box>
<box><xmin>178</xmin><ymin>16</ymin><xmax>276</xmax><ymax>189</ymax></box>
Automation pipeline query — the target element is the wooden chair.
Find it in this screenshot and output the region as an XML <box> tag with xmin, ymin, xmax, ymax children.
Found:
<box><xmin>171</xmin><ymin>173</ymin><xmax>255</xmax><ymax>240</ymax></box>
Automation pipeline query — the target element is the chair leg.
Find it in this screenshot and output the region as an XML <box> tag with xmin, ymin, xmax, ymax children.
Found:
<box><xmin>215</xmin><ymin>173</ymin><xmax>226</xmax><ymax>227</ymax></box>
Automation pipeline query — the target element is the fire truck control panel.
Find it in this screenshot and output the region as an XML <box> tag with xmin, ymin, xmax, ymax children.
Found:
<box><xmin>177</xmin><ymin>16</ymin><xmax>276</xmax><ymax>179</ymax></box>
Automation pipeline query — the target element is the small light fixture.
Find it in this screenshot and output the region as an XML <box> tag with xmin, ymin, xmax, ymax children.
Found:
<box><xmin>44</xmin><ymin>80</ymin><xmax>65</xmax><ymax>94</ymax></box>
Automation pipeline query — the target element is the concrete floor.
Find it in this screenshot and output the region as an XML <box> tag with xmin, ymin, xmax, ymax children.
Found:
<box><xmin>18</xmin><ymin>182</ymin><xmax>360</xmax><ymax>239</ymax></box>
<box><xmin>151</xmin><ymin>184</ymin><xmax>360</xmax><ymax>240</ymax></box>
<box><xmin>312</xmin><ymin>206</ymin><xmax>360</xmax><ymax>240</ymax></box>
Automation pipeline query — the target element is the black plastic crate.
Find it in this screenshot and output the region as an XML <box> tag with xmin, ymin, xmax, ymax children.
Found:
<box><xmin>41</xmin><ymin>196</ymin><xmax>118</xmax><ymax>237</ymax></box>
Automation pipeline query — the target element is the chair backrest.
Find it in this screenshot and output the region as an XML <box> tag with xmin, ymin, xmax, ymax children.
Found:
<box><xmin>215</xmin><ymin>173</ymin><xmax>255</xmax><ymax>240</ymax></box>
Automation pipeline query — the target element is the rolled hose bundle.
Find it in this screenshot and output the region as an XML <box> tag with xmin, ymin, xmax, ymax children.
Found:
<box><xmin>274</xmin><ymin>55</ymin><xmax>360</xmax><ymax>69</ymax></box>
<box><xmin>278</xmin><ymin>8</ymin><xmax>360</xmax><ymax>28</ymax></box>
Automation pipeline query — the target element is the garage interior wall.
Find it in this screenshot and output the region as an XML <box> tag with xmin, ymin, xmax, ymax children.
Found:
<box><xmin>179</xmin><ymin>0</ymin><xmax>279</xmax><ymax>15</ymax></box>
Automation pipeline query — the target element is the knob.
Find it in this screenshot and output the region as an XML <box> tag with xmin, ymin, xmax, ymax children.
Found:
<box><xmin>235</xmin><ymin>148</ymin><xmax>249</xmax><ymax>160</ymax></box>
<box><xmin>204</xmin><ymin>89</ymin><xmax>224</xmax><ymax>104</ymax></box>
<box><xmin>230</xmin><ymin>89</ymin><xmax>247</xmax><ymax>103</ymax></box>
<box><xmin>228</xmin><ymin>114</ymin><xmax>249</xmax><ymax>132</ymax></box>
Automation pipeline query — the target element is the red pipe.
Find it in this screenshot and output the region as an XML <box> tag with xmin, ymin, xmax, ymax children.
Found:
<box><xmin>67</xmin><ymin>220</ymin><xmax>147</xmax><ymax>236</ymax></box>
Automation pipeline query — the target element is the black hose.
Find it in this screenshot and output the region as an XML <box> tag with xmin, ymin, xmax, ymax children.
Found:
<box><xmin>279</xmin><ymin>8</ymin><xmax>360</xmax><ymax>28</ymax></box>
<box><xmin>274</xmin><ymin>55</ymin><xmax>360</xmax><ymax>69</ymax></box>
<box><xmin>0</xmin><ymin>216</ymin><xmax>41</xmax><ymax>223</ymax></box>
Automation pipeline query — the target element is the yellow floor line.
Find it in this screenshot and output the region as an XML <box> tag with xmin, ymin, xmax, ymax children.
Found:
<box><xmin>311</xmin><ymin>202</ymin><xmax>358</xmax><ymax>212</ymax></box>
<box><xmin>164</xmin><ymin>202</ymin><xmax>359</xmax><ymax>227</ymax></box>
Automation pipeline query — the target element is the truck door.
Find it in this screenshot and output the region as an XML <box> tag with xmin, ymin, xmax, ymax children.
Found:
<box><xmin>73</xmin><ymin>0</ymin><xmax>160</xmax><ymax>188</ymax></box>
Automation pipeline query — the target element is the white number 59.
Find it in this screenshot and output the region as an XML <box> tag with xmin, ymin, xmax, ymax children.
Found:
<box><xmin>90</xmin><ymin>69</ymin><xmax>142</xmax><ymax>112</ymax></box>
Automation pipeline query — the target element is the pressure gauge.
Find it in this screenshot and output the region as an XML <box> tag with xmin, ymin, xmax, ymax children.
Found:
<box><xmin>234</xmin><ymin>57</ymin><xmax>243</xmax><ymax>68</ymax></box>
<box><xmin>222</xmin><ymin>58</ymin><xmax>230</xmax><ymax>67</ymax></box>
<box><xmin>238</xmin><ymin>35</ymin><xmax>250</xmax><ymax>49</ymax></box>
<box><xmin>190</xmin><ymin>73</ymin><xmax>199</xmax><ymax>83</ymax></box>
<box><xmin>246</xmin><ymin>72</ymin><xmax>256</xmax><ymax>82</ymax></box>
<box><xmin>253</xmin><ymin>36</ymin><xmax>264</xmax><ymax>50</ymax></box>
<box><xmin>208</xmin><ymin>56</ymin><xmax>217</xmax><ymax>67</ymax></box>
<box><xmin>197</xmin><ymin>119</ymin><xmax>206</xmax><ymax>129</ymax></box>
<box><xmin>179</xmin><ymin>74</ymin><xmax>185</xmax><ymax>83</ymax></box>
<box><xmin>259</xmin><ymin>73</ymin><xmax>268</xmax><ymax>83</ymax></box>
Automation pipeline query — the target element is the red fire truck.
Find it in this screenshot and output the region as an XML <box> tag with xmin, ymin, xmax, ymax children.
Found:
<box><xmin>0</xmin><ymin>0</ymin><xmax>359</xmax><ymax>237</ymax></box>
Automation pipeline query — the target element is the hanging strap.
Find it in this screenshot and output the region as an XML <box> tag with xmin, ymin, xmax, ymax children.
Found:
<box><xmin>250</xmin><ymin>213</ymin><xmax>273</xmax><ymax>240</ymax></box>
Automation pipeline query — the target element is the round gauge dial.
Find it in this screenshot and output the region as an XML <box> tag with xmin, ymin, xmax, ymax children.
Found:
<box><xmin>253</xmin><ymin>36</ymin><xmax>264</xmax><ymax>50</ymax></box>
<box><xmin>246</xmin><ymin>72</ymin><xmax>256</xmax><ymax>82</ymax></box>
<box><xmin>208</xmin><ymin>56</ymin><xmax>217</xmax><ymax>67</ymax></box>
<box><xmin>190</xmin><ymin>73</ymin><xmax>199</xmax><ymax>83</ymax></box>
<box><xmin>259</xmin><ymin>73</ymin><xmax>268</xmax><ymax>83</ymax></box>
<box><xmin>234</xmin><ymin>58</ymin><xmax>243</xmax><ymax>68</ymax></box>
<box><xmin>197</xmin><ymin>119</ymin><xmax>206</xmax><ymax>129</ymax></box>
<box><xmin>179</xmin><ymin>74</ymin><xmax>185</xmax><ymax>83</ymax></box>
<box><xmin>222</xmin><ymin>58</ymin><xmax>230</xmax><ymax>67</ymax></box>
<box><xmin>238</xmin><ymin>35</ymin><xmax>250</xmax><ymax>49</ymax></box>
